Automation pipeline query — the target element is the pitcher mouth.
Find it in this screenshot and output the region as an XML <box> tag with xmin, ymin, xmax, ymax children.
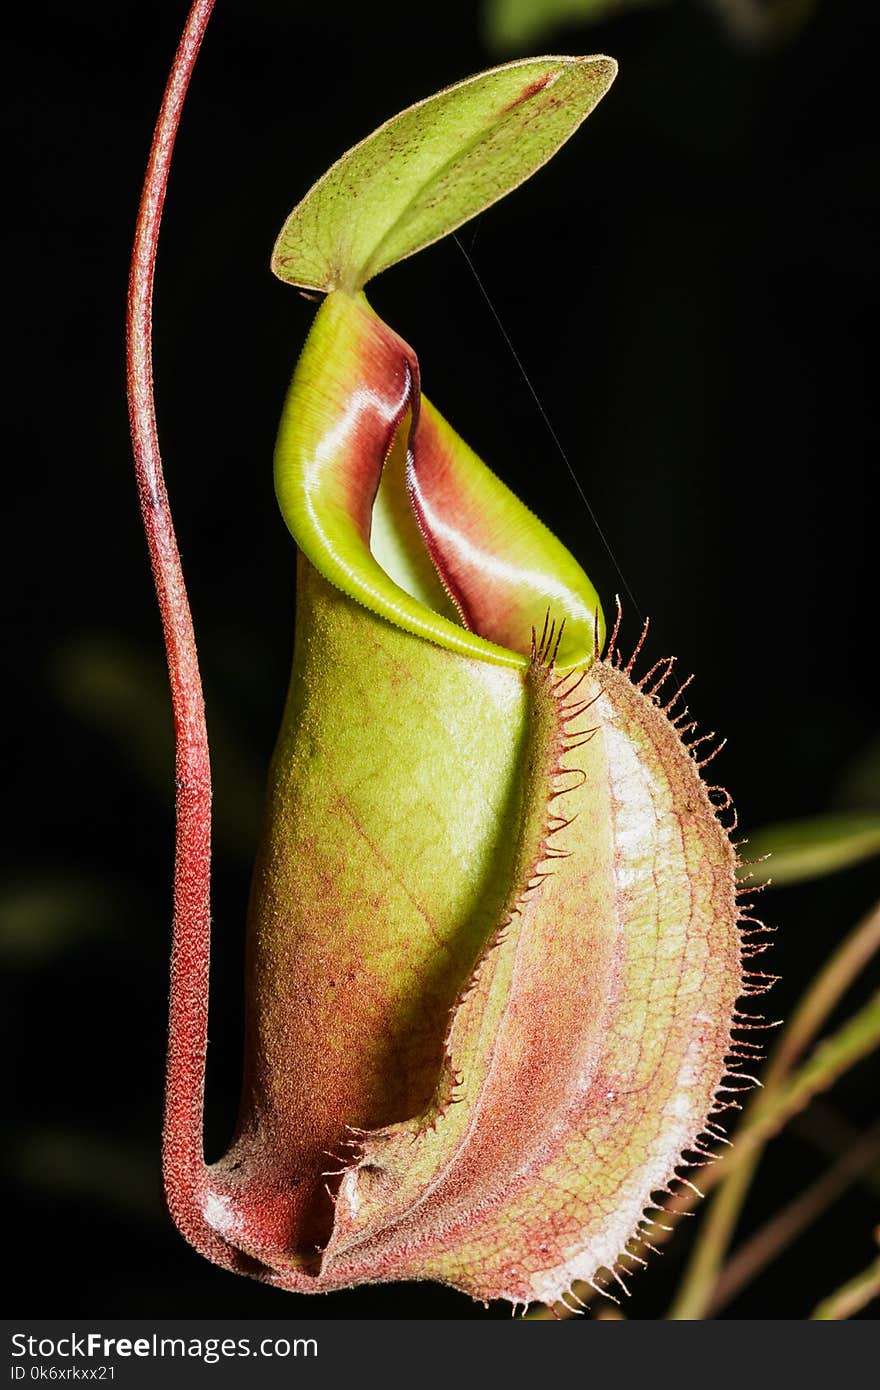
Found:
<box><xmin>274</xmin><ymin>290</ymin><xmax>604</xmax><ymax>671</ymax></box>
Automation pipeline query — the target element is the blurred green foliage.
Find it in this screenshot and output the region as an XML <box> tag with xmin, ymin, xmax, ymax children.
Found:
<box><xmin>483</xmin><ymin>0</ymin><xmax>820</xmax><ymax>51</ymax></box>
<box><xmin>0</xmin><ymin>875</ymin><xmax>120</xmax><ymax>967</ymax></box>
<box><xmin>743</xmin><ymin>813</ymin><xmax>880</xmax><ymax>887</ymax></box>
<box><xmin>3</xmin><ymin>1128</ymin><xmax>161</xmax><ymax>1222</ymax></box>
<box><xmin>484</xmin><ymin>0</ymin><xmax>668</xmax><ymax>51</ymax></box>
<box><xmin>49</xmin><ymin>632</ymin><xmax>267</xmax><ymax>862</ymax></box>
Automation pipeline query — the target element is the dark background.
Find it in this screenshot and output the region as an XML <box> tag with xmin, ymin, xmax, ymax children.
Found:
<box><xmin>4</xmin><ymin>0</ymin><xmax>877</xmax><ymax>1318</ymax></box>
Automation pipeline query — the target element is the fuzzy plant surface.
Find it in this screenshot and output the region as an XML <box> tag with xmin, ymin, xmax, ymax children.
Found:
<box><xmin>129</xmin><ymin>0</ymin><xmax>753</xmax><ymax>1311</ymax></box>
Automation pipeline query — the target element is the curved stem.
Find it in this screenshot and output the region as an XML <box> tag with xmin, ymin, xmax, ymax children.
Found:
<box><xmin>127</xmin><ymin>0</ymin><xmax>238</xmax><ymax>1269</ymax></box>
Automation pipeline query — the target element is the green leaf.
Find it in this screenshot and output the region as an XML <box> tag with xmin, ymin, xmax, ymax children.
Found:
<box><xmin>739</xmin><ymin>813</ymin><xmax>880</xmax><ymax>886</ymax></box>
<box><xmin>272</xmin><ymin>54</ymin><xmax>616</xmax><ymax>293</ymax></box>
